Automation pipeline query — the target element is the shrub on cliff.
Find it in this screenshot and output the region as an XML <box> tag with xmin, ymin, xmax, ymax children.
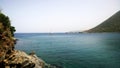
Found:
<box><xmin>0</xmin><ymin>13</ymin><xmax>10</xmax><ymax>28</ymax></box>
<box><xmin>10</xmin><ymin>26</ymin><xmax>16</xmax><ymax>36</ymax></box>
<box><xmin>0</xmin><ymin>12</ymin><xmax>16</xmax><ymax>36</ymax></box>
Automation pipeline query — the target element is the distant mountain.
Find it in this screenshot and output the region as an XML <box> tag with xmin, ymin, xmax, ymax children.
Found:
<box><xmin>86</xmin><ymin>11</ymin><xmax>120</xmax><ymax>33</ymax></box>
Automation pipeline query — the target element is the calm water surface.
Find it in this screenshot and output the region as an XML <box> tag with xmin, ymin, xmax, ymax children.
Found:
<box><xmin>15</xmin><ymin>33</ymin><xmax>120</xmax><ymax>68</ymax></box>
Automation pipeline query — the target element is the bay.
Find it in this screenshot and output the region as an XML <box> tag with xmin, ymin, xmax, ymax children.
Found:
<box><xmin>15</xmin><ymin>33</ymin><xmax>120</xmax><ymax>68</ymax></box>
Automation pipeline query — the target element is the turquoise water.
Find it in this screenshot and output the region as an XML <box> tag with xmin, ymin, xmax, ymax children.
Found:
<box><xmin>15</xmin><ymin>33</ymin><xmax>120</xmax><ymax>68</ymax></box>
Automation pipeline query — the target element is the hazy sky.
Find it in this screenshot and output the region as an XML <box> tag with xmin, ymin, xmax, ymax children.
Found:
<box><xmin>0</xmin><ymin>0</ymin><xmax>120</xmax><ymax>33</ymax></box>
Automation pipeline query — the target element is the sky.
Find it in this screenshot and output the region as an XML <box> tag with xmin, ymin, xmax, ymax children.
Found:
<box><xmin>0</xmin><ymin>0</ymin><xmax>120</xmax><ymax>33</ymax></box>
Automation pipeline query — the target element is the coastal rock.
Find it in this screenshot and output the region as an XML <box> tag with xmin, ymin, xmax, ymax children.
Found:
<box><xmin>2</xmin><ymin>50</ymin><xmax>45</xmax><ymax>68</ymax></box>
<box><xmin>0</xmin><ymin>22</ymin><xmax>15</xmax><ymax>63</ymax></box>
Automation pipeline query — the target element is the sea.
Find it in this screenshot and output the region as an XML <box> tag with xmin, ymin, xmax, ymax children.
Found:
<box><xmin>15</xmin><ymin>33</ymin><xmax>120</xmax><ymax>68</ymax></box>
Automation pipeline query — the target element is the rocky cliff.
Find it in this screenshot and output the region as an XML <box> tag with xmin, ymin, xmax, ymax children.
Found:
<box><xmin>0</xmin><ymin>12</ymin><xmax>15</xmax><ymax>65</ymax></box>
<box><xmin>0</xmin><ymin>12</ymin><xmax>56</xmax><ymax>68</ymax></box>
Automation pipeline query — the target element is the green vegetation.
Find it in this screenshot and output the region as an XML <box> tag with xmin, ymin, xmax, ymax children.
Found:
<box><xmin>10</xmin><ymin>26</ymin><xmax>16</xmax><ymax>36</ymax></box>
<box><xmin>0</xmin><ymin>12</ymin><xmax>16</xmax><ymax>36</ymax></box>
<box><xmin>87</xmin><ymin>10</ymin><xmax>120</xmax><ymax>32</ymax></box>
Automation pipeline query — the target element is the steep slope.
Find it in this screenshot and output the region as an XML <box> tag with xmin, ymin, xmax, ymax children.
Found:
<box><xmin>87</xmin><ymin>11</ymin><xmax>120</xmax><ymax>32</ymax></box>
<box><xmin>0</xmin><ymin>12</ymin><xmax>15</xmax><ymax>63</ymax></box>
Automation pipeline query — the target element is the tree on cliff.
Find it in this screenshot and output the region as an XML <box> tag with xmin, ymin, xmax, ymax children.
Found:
<box><xmin>0</xmin><ymin>12</ymin><xmax>16</xmax><ymax>36</ymax></box>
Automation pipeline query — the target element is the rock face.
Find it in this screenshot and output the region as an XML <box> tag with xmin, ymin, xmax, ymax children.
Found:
<box><xmin>0</xmin><ymin>12</ymin><xmax>57</xmax><ymax>68</ymax></box>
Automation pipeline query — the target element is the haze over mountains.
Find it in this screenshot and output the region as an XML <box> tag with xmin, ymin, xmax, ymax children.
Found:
<box><xmin>86</xmin><ymin>10</ymin><xmax>120</xmax><ymax>33</ymax></box>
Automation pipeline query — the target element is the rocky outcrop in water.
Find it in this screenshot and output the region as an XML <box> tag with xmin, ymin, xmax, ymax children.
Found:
<box><xmin>2</xmin><ymin>50</ymin><xmax>45</xmax><ymax>68</ymax></box>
